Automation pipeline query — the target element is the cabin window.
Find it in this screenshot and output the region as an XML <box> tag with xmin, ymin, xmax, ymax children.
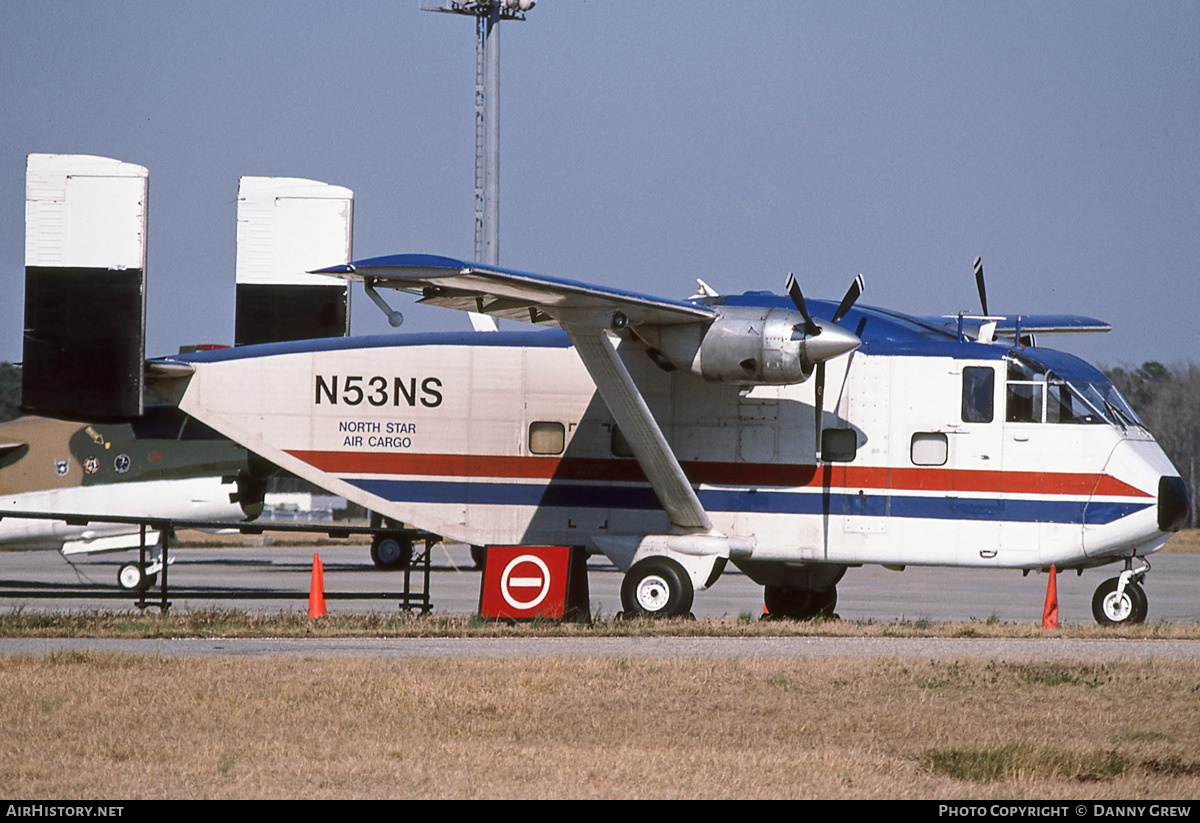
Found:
<box><xmin>911</xmin><ymin>432</ymin><xmax>948</xmax><ymax>466</ymax></box>
<box><xmin>821</xmin><ymin>429</ymin><xmax>858</xmax><ymax>462</ymax></box>
<box><xmin>961</xmin><ymin>366</ymin><xmax>995</xmax><ymax>423</ymax></box>
<box><xmin>610</xmin><ymin>425</ymin><xmax>634</xmax><ymax>458</ymax></box>
<box><xmin>529</xmin><ymin>421</ymin><xmax>565</xmax><ymax>455</ymax></box>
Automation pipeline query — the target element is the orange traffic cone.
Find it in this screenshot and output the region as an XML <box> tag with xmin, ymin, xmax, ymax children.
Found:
<box><xmin>308</xmin><ymin>553</ymin><xmax>327</xmax><ymax>618</ymax></box>
<box><xmin>1041</xmin><ymin>564</ymin><xmax>1058</xmax><ymax>629</ymax></box>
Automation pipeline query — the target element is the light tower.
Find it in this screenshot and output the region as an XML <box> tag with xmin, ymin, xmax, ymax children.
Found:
<box><xmin>425</xmin><ymin>1</ymin><xmax>536</xmax><ymax>270</ymax></box>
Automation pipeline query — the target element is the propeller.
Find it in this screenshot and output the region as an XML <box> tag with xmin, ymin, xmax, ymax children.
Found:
<box><xmin>785</xmin><ymin>273</ymin><xmax>866</xmax><ymax>460</ymax></box>
<box><xmin>973</xmin><ymin>256</ymin><xmax>988</xmax><ymax>316</ymax></box>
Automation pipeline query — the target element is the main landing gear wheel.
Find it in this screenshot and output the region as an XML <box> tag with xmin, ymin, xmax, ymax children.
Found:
<box><xmin>1092</xmin><ymin>577</ymin><xmax>1148</xmax><ymax>626</ymax></box>
<box><xmin>118</xmin><ymin>563</ymin><xmax>157</xmax><ymax>592</ymax></box>
<box><xmin>763</xmin><ymin>585</ymin><xmax>838</xmax><ymax>621</ymax></box>
<box><xmin>621</xmin><ymin>557</ymin><xmax>694</xmax><ymax>618</ymax></box>
<box><xmin>370</xmin><ymin>534</ymin><xmax>414</xmax><ymax>570</ymax></box>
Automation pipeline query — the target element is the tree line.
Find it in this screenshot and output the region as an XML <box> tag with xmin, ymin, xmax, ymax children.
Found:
<box><xmin>1</xmin><ymin>359</ymin><xmax>1196</xmax><ymax>525</ymax></box>
<box><xmin>1106</xmin><ymin>362</ymin><xmax>1200</xmax><ymax>527</ymax></box>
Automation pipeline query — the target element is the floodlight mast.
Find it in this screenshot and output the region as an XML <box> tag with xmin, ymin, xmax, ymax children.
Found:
<box><xmin>424</xmin><ymin>1</ymin><xmax>535</xmax><ymax>269</ymax></box>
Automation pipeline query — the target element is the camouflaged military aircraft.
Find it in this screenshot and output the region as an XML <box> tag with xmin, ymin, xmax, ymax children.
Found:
<box><xmin>0</xmin><ymin>410</ymin><xmax>269</xmax><ymax>588</ymax></box>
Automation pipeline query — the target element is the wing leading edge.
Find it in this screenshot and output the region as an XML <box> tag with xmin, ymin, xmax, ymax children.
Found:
<box><xmin>313</xmin><ymin>254</ymin><xmax>717</xmax><ymax>329</ymax></box>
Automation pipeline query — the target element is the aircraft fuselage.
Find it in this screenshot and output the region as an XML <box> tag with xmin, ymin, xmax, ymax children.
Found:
<box><xmin>170</xmin><ymin>318</ymin><xmax>1181</xmax><ymax>575</ymax></box>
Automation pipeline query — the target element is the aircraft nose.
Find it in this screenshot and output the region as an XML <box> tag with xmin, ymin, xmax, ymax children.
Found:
<box><xmin>803</xmin><ymin>321</ymin><xmax>862</xmax><ymax>363</ymax></box>
<box><xmin>1158</xmin><ymin>476</ymin><xmax>1189</xmax><ymax>532</ymax></box>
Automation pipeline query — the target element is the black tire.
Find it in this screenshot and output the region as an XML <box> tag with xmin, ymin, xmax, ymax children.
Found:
<box><xmin>1091</xmin><ymin>577</ymin><xmax>1148</xmax><ymax>626</ymax></box>
<box><xmin>118</xmin><ymin>563</ymin><xmax>149</xmax><ymax>591</ymax></box>
<box><xmin>470</xmin><ymin>545</ymin><xmax>487</xmax><ymax>570</ymax></box>
<box><xmin>763</xmin><ymin>584</ymin><xmax>838</xmax><ymax>620</ymax></box>
<box><xmin>370</xmin><ymin>533</ymin><xmax>413</xmax><ymax>570</ymax></box>
<box><xmin>620</xmin><ymin>557</ymin><xmax>694</xmax><ymax>618</ymax></box>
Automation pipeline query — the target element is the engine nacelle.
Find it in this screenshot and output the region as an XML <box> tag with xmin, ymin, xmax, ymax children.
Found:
<box><xmin>646</xmin><ymin>306</ymin><xmax>813</xmax><ymax>386</ymax></box>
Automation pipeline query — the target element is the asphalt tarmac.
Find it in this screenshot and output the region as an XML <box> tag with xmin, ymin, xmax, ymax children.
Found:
<box><xmin>1</xmin><ymin>541</ymin><xmax>1197</xmax><ymax>626</ymax></box>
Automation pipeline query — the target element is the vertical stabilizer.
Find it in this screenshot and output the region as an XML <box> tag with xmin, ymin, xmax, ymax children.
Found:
<box><xmin>234</xmin><ymin>177</ymin><xmax>353</xmax><ymax>346</ymax></box>
<box><xmin>23</xmin><ymin>154</ymin><xmax>148</xmax><ymax>422</ymax></box>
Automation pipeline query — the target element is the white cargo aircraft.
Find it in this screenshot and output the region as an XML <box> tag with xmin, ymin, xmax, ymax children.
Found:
<box><xmin>149</xmin><ymin>252</ymin><xmax>1190</xmax><ymax>625</ymax></box>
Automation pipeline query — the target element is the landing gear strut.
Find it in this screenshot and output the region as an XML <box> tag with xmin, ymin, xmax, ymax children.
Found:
<box><xmin>1092</xmin><ymin>559</ymin><xmax>1150</xmax><ymax>626</ymax></box>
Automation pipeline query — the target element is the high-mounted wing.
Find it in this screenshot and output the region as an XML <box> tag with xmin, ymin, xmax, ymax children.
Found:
<box><xmin>992</xmin><ymin>315</ymin><xmax>1112</xmax><ymax>335</ymax></box>
<box><xmin>925</xmin><ymin>314</ymin><xmax>1112</xmax><ymax>342</ymax></box>
<box><xmin>313</xmin><ymin>254</ymin><xmax>717</xmax><ymax>329</ymax></box>
<box><xmin>314</xmin><ymin>254</ymin><xmax>865</xmax><ymax>535</ymax></box>
<box><xmin>316</xmin><ymin>254</ymin><xmax>716</xmax><ymax>533</ymax></box>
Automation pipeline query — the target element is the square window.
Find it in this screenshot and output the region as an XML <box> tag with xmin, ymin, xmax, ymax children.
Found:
<box><xmin>911</xmin><ymin>432</ymin><xmax>948</xmax><ymax>466</ymax></box>
<box><xmin>821</xmin><ymin>429</ymin><xmax>858</xmax><ymax>462</ymax></box>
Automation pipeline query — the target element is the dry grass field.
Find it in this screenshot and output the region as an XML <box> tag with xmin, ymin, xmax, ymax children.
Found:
<box><xmin>1</xmin><ymin>652</ymin><xmax>1198</xmax><ymax>799</ymax></box>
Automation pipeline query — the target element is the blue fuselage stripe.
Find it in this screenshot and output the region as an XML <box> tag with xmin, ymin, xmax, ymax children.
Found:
<box><xmin>345</xmin><ymin>479</ymin><xmax>1151</xmax><ymax>526</ymax></box>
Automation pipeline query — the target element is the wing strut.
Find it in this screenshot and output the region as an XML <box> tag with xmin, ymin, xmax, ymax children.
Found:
<box><xmin>562</xmin><ymin>322</ymin><xmax>712</xmax><ymax>533</ymax></box>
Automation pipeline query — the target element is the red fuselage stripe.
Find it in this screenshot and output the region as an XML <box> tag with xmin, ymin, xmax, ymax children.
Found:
<box><xmin>284</xmin><ymin>450</ymin><xmax>1150</xmax><ymax>498</ymax></box>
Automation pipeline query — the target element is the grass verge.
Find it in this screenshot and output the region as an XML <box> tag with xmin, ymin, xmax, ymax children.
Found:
<box><xmin>2</xmin><ymin>608</ymin><xmax>1200</xmax><ymax>638</ymax></box>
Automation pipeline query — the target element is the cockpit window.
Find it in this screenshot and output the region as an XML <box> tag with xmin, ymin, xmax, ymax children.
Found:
<box><xmin>1004</xmin><ymin>353</ymin><xmax>1140</xmax><ymax>427</ymax></box>
<box><xmin>1006</xmin><ymin>359</ymin><xmax>1045</xmax><ymax>423</ymax></box>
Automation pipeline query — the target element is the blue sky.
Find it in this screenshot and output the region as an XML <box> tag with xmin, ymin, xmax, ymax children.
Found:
<box><xmin>2</xmin><ymin>2</ymin><xmax>1197</xmax><ymax>369</ymax></box>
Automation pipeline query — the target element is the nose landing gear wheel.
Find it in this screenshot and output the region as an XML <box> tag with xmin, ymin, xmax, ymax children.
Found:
<box><xmin>620</xmin><ymin>557</ymin><xmax>694</xmax><ymax>618</ymax></box>
<box><xmin>1092</xmin><ymin>577</ymin><xmax>1148</xmax><ymax>626</ymax></box>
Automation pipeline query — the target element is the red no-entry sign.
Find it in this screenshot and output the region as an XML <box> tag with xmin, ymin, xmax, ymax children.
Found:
<box><xmin>478</xmin><ymin>545</ymin><xmax>588</xmax><ymax>620</ymax></box>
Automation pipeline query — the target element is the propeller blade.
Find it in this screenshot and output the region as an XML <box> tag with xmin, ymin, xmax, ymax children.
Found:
<box><xmin>831</xmin><ymin>274</ymin><xmax>865</xmax><ymax>325</ymax></box>
<box><xmin>785</xmin><ymin>272</ymin><xmax>815</xmax><ymax>329</ymax></box>
<box><xmin>973</xmin><ymin>256</ymin><xmax>988</xmax><ymax>316</ymax></box>
<box><xmin>814</xmin><ymin>360</ymin><xmax>826</xmax><ymax>459</ymax></box>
